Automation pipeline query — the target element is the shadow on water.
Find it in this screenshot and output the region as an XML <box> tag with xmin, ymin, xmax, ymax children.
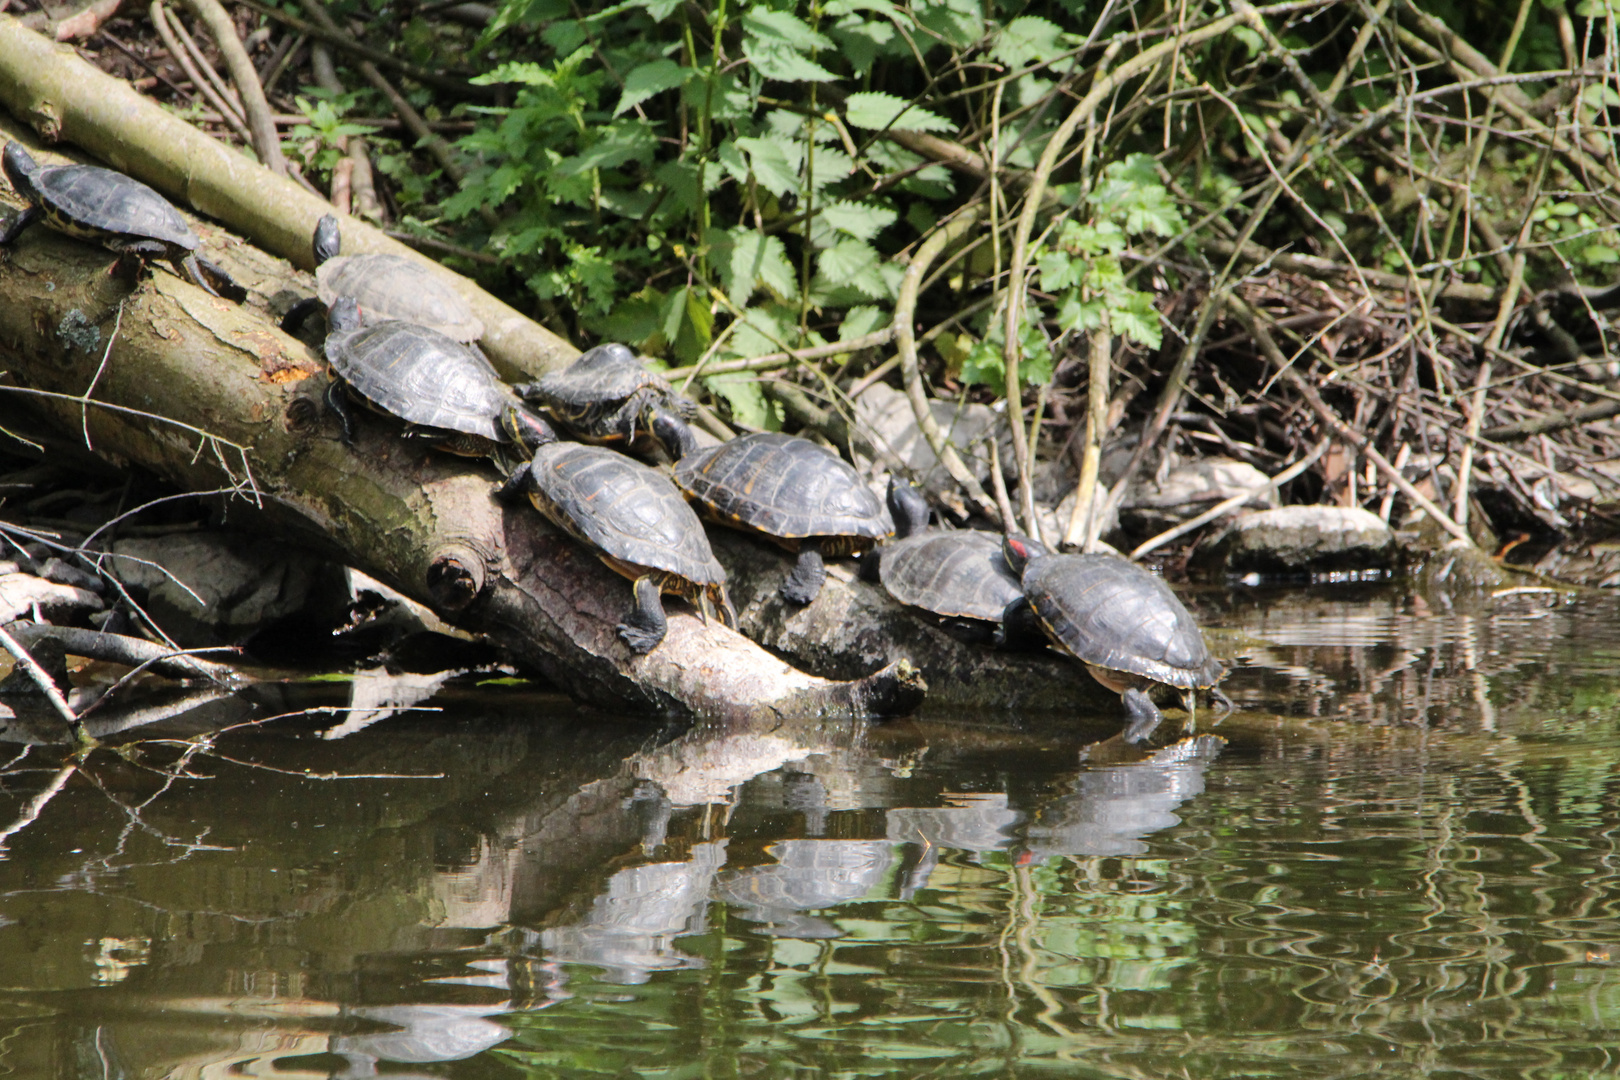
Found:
<box><xmin>0</xmin><ymin>585</ymin><xmax>1619</xmax><ymax>1076</ymax></box>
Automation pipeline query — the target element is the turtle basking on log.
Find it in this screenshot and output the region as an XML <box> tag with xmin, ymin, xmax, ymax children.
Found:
<box><xmin>499</xmin><ymin>441</ymin><xmax>736</xmax><ymax>656</ymax></box>
<box><xmin>321</xmin><ymin>296</ymin><xmax>551</xmax><ymax>461</ymax></box>
<box><xmin>652</xmin><ymin>420</ymin><xmax>893</xmax><ymax>605</ymax></box>
<box><xmin>0</xmin><ymin>142</ymin><xmax>243</xmax><ymax>301</ymax></box>
<box><xmin>1002</xmin><ymin>537</ymin><xmax>1229</xmax><ymax>744</ymax></box>
<box><xmin>281</xmin><ymin>213</ymin><xmax>485</xmax><ymax>343</ymax></box>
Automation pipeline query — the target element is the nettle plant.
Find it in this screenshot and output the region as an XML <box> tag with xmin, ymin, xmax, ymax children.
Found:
<box><xmin>451</xmin><ymin>0</ymin><xmax>1174</xmax><ymax>425</ymax></box>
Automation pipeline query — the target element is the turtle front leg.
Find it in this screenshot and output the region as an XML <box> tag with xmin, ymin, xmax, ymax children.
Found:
<box><xmin>1120</xmin><ymin>686</ymin><xmax>1163</xmax><ymax>745</ymax></box>
<box><xmin>618</xmin><ymin>574</ymin><xmax>668</xmax><ymax>655</ymax></box>
<box><xmin>324</xmin><ymin>379</ymin><xmax>359</xmax><ymax>445</ymax></box>
<box><xmin>494</xmin><ymin>460</ymin><xmax>534</xmax><ymax>502</ymax></box>
<box><xmin>780</xmin><ymin>542</ymin><xmax>826</xmax><ymax>605</ymax></box>
<box><xmin>995</xmin><ymin>596</ymin><xmax>1047</xmax><ymax>650</ymax></box>
<box><xmin>0</xmin><ymin>204</ymin><xmax>40</xmax><ymax>248</ymax></box>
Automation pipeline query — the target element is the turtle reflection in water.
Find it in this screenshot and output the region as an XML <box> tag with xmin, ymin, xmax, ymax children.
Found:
<box><xmin>499</xmin><ymin>441</ymin><xmax>735</xmax><ymax>655</ymax></box>
<box><xmin>0</xmin><ymin>142</ymin><xmax>243</xmax><ymax>300</ymax></box>
<box><xmin>1003</xmin><ymin>536</ymin><xmax>1229</xmax><ymax>744</ymax></box>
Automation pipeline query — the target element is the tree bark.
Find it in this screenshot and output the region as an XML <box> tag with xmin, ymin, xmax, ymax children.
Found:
<box><xmin>0</xmin><ymin>16</ymin><xmax>569</xmax><ymax>381</ymax></box>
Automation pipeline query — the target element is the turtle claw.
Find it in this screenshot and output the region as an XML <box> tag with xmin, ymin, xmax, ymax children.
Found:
<box><xmin>619</xmin><ymin>575</ymin><xmax>668</xmax><ymax>654</ymax></box>
<box><xmin>1121</xmin><ymin>687</ymin><xmax>1163</xmax><ymax>745</ymax></box>
<box><xmin>780</xmin><ymin>545</ymin><xmax>825</xmax><ymax>605</ymax></box>
<box><xmin>617</xmin><ymin>622</ymin><xmax>665</xmax><ymax>655</ymax></box>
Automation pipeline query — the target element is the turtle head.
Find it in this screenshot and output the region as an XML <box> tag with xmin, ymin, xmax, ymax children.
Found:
<box><xmin>312</xmin><ymin>213</ymin><xmax>342</xmax><ymax>267</ymax></box>
<box><xmin>326</xmin><ymin>295</ymin><xmax>363</xmax><ymax>334</ymax></box>
<box><xmin>647</xmin><ymin>406</ymin><xmax>699</xmax><ymax>462</ymax></box>
<box><xmin>501</xmin><ymin>404</ymin><xmax>557</xmax><ymax>453</ymax></box>
<box><xmin>1001</xmin><ymin>534</ymin><xmax>1048</xmax><ymax>575</ymax></box>
<box><xmin>886</xmin><ymin>477</ymin><xmax>930</xmax><ymax>539</ymax></box>
<box><xmin>2</xmin><ymin>143</ymin><xmax>39</xmax><ymax>201</ymax></box>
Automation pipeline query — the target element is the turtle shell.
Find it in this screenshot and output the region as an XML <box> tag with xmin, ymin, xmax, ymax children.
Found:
<box><xmin>30</xmin><ymin>163</ymin><xmax>197</xmax><ymax>251</ymax></box>
<box><xmin>1020</xmin><ymin>552</ymin><xmax>1221</xmax><ymax>691</ymax></box>
<box><xmin>325</xmin><ymin>318</ymin><xmax>509</xmax><ymax>440</ymax></box>
<box><xmin>529</xmin><ymin>344</ymin><xmax>690</xmax><ymax>438</ymax></box>
<box><xmin>317</xmin><ymin>254</ymin><xmax>484</xmax><ymax>343</ymax></box>
<box><xmin>879</xmin><ymin>529</ymin><xmax>1023</xmax><ymax>623</ymax></box>
<box><xmin>672</xmin><ymin>433</ymin><xmax>892</xmax><ymax>552</ymax></box>
<box><xmin>523</xmin><ymin>442</ymin><xmax>726</xmax><ymax>589</ymax></box>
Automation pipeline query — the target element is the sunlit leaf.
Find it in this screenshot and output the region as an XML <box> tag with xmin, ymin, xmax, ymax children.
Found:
<box><xmin>844</xmin><ymin>91</ymin><xmax>955</xmax><ymax>133</ymax></box>
<box><xmin>614</xmin><ymin>59</ymin><xmax>693</xmax><ymax>116</ymax></box>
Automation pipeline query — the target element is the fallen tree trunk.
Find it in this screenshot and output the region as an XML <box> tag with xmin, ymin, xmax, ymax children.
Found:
<box><xmin>0</xmin><ymin>216</ymin><xmax>922</xmax><ymax>720</ymax></box>
<box><xmin>0</xmin><ymin>16</ymin><xmax>571</xmax><ymax>381</ymax></box>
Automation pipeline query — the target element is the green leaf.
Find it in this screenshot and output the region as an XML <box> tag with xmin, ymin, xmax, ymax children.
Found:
<box><xmin>806</xmin><ymin>146</ymin><xmax>855</xmax><ymax>189</ymax></box>
<box><xmin>844</xmin><ymin>91</ymin><xmax>954</xmax><ymax>133</ymax></box>
<box><xmin>825</xmin><ymin>0</ymin><xmax>902</xmax><ymax>18</ymax></box>
<box><xmin>829</xmin><ymin>15</ymin><xmax>895</xmax><ymax>73</ymax></box>
<box><xmin>744</xmin><ymin>41</ymin><xmax>838</xmax><ymax>82</ymax></box>
<box><xmin>743</xmin><ymin>7</ymin><xmax>835</xmax><ymax>51</ymax></box>
<box><xmin>705</xmin><ymin>373</ymin><xmax>781</xmax><ymax>429</ymax></box>
<box><xmin>1110</xmin><ymin>290</ymin><xmax>1163</xmax><ymax>349</ymax></box>
<box><xmin>614</xmin><ymin>59</ymin><xmax>693</xmax><ymax>116</ymax></box>
<box><xmin>662</xmin><ymin>285</ymin><xmax>713</xmax><ymax>363</ymax></box>
<box><xmin>721</xmin><ymin>227</ymin><xmax>798</xmax><ymax>307</ymax></box>
<box><xmin>839</xmin><ymin>305</ymin><xmax>886</xmax><ymax>340</ymax></box>
<box><xmin>816</xmin><ymin>239</ymin><xmax>890</xmax><ymax>298</ymax></box>
<box><xmin>915</xmin><ymin>0</ymin><xmax>982</xmax><ymax>48</ymax></box>
<box><xmin>728</xmin><ymin>305</ymin><xmax>793</xmax><ymax>358</ymax></box>
<box><xmin>735</xmin><ymin>136</ymin><xmax>801</xmax><ymax>197</ymax></box>
<box><xmin>992</xmin><ymin>16</ymin><xmax>1063</xmax><ymax>67</ymax></box>
<box><xmin>554</xmin><ymin>121</ymin><xmax>658</xmax><ymax>175</ymax></box>
<box><xmin>820</xmin><ymin>200</ymin><xmax>897</xmax><ymax>241</ymax></box>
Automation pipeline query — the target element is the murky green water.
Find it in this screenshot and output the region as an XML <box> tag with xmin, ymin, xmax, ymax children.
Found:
<box><xmin>2</xmin><ymin>585</ymin><xmax>1619</xmax><ymax>1078</ymax></box>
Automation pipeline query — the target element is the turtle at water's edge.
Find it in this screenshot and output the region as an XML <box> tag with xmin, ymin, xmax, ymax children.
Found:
<box><xmin>1003</xmin><ymin>537</ymin><xmax>1228</xmax><ymax>744</ymax></box>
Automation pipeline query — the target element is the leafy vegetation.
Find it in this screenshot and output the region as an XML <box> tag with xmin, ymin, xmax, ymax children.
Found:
<box><xmin>266</xmin><ymin>0</ymin><xmax>1620</xmax><ymax>544</ymax></box>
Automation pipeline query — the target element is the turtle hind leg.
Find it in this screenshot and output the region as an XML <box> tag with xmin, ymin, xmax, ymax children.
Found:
<box><xmin>618</xmin><ymin>575</ymin><xmax>668</xmax><ymax>655</ymax></box>
<box><xmin>0</xmin><ymin>204</ymin><xmax>40</xmax><ymax>248</ymax></box>
<box><xmin>190</xmin><ymin>254</ymin><xmax>246</xmax><ymax>302</ymax></box>
<box><xmin>779</xmin><ymin>543</ymin><xmax>826</xmax><ymax>605</ymax></box>
<box><xmin>1120</xmin><ymin>687</ymin><xmax>1163</xmax><ymax>745</ymax></box>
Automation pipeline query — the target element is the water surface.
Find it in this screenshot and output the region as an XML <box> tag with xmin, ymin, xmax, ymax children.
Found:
<box><xmin>2</xmin><ymin>584</ymin><xmax>1618</xmax><ymax>1078</ymax></box>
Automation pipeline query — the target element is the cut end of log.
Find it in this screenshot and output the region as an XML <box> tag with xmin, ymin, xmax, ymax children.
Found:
<box><xmin>849</xmin><ymin>658</ymin><xmax>927</xmax><ymax>718</ymax></box>
<box><xmin>427</xmin><ymin>542</ymin><xmax>486</xmax><ymax>612</ymax></box>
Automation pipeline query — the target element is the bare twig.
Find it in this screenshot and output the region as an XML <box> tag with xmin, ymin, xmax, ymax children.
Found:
<box><xmin>176</xmin><ymin>0</ymin><xmax>287</xmax><ymax>174</ymax></box>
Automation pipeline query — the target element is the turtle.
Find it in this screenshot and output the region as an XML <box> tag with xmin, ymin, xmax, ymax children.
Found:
<box><xmin>516</xmin><ymin>343</ymin><xmax>696</xmax><ymax>454</ymax></box>
<box><xmin>280</xmin><ymin>213</ymin><xmax>485</xmax><ymax>343</ymax></box>
<box><xmin>498</xmin><ymin>441</ymin><xmax>735</xmax><ymax>654</ymax></box>
<box><xmin>652</xmin><ymin>418</ymin><xmax>893</xmax><ymax>605</ymax></box>
<box><xmin>0</xmin><ymin>142</ymin><xmax>244</xmax><ymax>301</ymax></box>
<box><xmin>871</xmin><ymin>478</ymin><xmax>1028</xmax><ymax>645</ymax></box>
<box><xmin>1002</xmin><ymin>536</ymin><xmax>1227</xmax><ymax>745</ymax></box>
<box><xmin>322</xmin><ymin>295</ymin><xmax>552</xmax><ymax>460</ymax></box>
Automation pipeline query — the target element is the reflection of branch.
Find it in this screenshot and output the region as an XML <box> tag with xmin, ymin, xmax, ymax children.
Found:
<box><xmin>0</xmin><ymin>761</ymin><xmax>77</xmax><ymax>849</ymax></box>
